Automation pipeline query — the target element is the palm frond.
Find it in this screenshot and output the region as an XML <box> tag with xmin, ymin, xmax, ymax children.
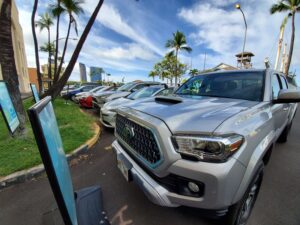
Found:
<box><xmin>180</xmin><ymin>46</ymin><xmax>192</xmax><ymax>53</ymax></box>
<box><xmin>165</xmin><ymin>39</ymin><xmax>174</xmax><ymax>48</ymax></box>
<box><xmin>270</xmin><ymin>2</ymin><xmax>290</xmax><ymax>14</ymax></box>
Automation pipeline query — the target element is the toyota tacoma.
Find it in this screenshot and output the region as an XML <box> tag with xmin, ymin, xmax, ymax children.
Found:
<box><xmin>112</xmin><ymin>69</ymin><xmax>299</xmax><ymax>225</ymax></box>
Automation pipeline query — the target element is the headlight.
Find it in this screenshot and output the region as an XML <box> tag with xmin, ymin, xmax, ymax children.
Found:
<box><xmin>172</xmin><ymin>134</ymin><xmax>244</xmax><ymax>163</ymax></box>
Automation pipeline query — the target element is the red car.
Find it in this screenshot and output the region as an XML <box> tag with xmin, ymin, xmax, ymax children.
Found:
<box><xmin>79</xmin><ymin>95</ymin><xmax>93</xmax><ymax>108</ymax></box>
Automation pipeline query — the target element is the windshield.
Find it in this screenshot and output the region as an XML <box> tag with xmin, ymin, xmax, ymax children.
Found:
<box><xmin>117</xmin><ymin>82</ymin><xmax>136</xmax><ymax>92</ymax></box>
<box><xmin>176</xmin><ymin>71</ymin><xmax>265</xmax><ymax>101</ymax></box>
<box><xmin>127</xmin><ymin>86</ymin><xmax>162</xmax><ymax>100</ymax></box>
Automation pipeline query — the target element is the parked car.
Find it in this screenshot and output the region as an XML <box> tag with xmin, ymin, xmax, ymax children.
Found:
<box><xmin>61</xmin><ymin>85</ymin><xmax>99</xmax><ymax>101</ymax></box>
<box><xmin>79</xmin><ymin>86</ymin><xmax>116</xmax><ymax>108</ymax></box>
<box><xmin>112</xmin><ymin>69</ymin><xmax>299</xmax><ymax>225</ymax></box>
<box><xmin>74</xmin><ymin>86</ymin><xmax>105</xmax><ymax>104</ymax></box>
<box><xmin>92</xmin><ymin>81</ymin><xmax>161</xmax><ymax>108</ymax></box>
<box><xmin>100</xmin><ymin>85</ymin><xmax>174</xmax><ymax>128</ymax></box>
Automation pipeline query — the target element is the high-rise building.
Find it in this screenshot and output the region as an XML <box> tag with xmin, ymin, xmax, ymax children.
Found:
<box><xmin>90</xmin><ymin>67</ymin><xmax>103</xmax><ymax>82</ymax></box>
<box><xmin>79</xmin><ymin>63</ymin><xmax>87</xmax><ymax>82</ymax></box>
<box><xmin>0</xmin><ymin>0</ymin><xmax>30</xmax><ymax>93</ymax></box>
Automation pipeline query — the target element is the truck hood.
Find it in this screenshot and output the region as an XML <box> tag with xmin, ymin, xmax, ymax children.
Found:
<box><xmin>124</xmin><ymin>96</ymin><xmax>259</xmax><ymax>134</ymax></box>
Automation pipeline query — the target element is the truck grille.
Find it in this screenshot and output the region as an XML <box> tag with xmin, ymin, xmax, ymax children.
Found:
<box><xmin>116</xmin><ymin>114</ymin><xmax>161</xmax><ymax>165</ymax></box>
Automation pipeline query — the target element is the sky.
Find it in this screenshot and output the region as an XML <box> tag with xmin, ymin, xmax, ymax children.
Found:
<box><xmin>16</xmin><ymin>0</ymin><xmax>300</xmax><ymax>85</ymax></box>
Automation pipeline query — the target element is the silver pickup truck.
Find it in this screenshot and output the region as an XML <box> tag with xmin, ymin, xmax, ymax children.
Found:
<box><xmin>112</xmin><ymin>69</ymin><xmax>299</xmax><ymax>225</ymax></box>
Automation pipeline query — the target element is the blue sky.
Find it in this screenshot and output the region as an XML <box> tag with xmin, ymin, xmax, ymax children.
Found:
<box><xmin>16</xmin><ymin>0</ymin><xmax>300</xmax><ymax>85</ymax></box>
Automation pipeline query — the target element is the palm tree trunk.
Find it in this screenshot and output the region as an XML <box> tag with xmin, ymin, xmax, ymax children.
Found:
<box><xmin>56</xmin><ymin>15</ymin><xmax>71</xmax><ymax>82</ymax></box>
<box><xmin>285</xmin><ymin>11</ymin><xmax>295</xmax><ymax>77</ymax></box>
<box><xmin>43</xmin><ymin>0</ymin><xmax>105</xmax><ymax>99</ymax></box>
<box><xmin>31</xmin><ymin>0</ymin><xmax>43</xmax><ymax>93</ymax></box>
<box><xmin>53</xmin><ymin>1</ymin><xmax>61</xmax><ymax>83</ymax></box>
<box><xmin>0</xmin><ymin>0</ymin><xmax>26</xmax><ymax>131</ymax></box>
<box><xmin>47</xmin><ymin>28</ymin><xmax>52</xmax><ymax>81</ymax></box>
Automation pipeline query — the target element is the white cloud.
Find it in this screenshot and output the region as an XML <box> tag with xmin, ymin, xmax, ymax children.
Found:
<box><xmin>178</xmin><ymin>0</ymin><xmax>300</xmax><ymax>71</ymax></box>
<box><xmin>83</xmin><ymin>2</ymin><xmax>164</xmax><ymax>56</ymax></box>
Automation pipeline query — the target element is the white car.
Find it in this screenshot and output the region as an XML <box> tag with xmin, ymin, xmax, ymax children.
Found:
<box><xmin>73</xmin><ymin>86</ymin><xmax>105</xmax><ymax>103</ymax></box>
<box><xmin>100</xmin><ymin>85</ymin><xmax>174</xmax><ymax>128</ymax></box>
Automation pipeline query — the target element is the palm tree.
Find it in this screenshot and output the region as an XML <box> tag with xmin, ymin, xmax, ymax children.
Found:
<box><xmin>270</xmin><ymin>0</ymin><xmax>300</xmax><ymax>76</ymax></box>
<box><xmin>149</xmin><ymin>70</ymin><xmax>157</xmax><ymax>81</ymax></box>
<box><xmin>43</xmin><ymin>0</ymin><xmax>104</xmax><ymax>99</ymax></box>
<box><xmin>36</xmin><ymin>12</ymin><xmax>54</xmax><ymax>79</ymax></box>
<box><xmin>0</xmin><ymin>0</ymin><xmax>26</xmax><ymax>131</ymax></box>
<box><xmin>49</xmin><ymin>0</ymin><xmax>66</xmax><ymax>82</ymax></box>
<box><xmin>56</xmin><ymin>0</ymin><xmax>84</xmax><ymax>82</ymax></box>
<box><xmin>165</xmin><ymin>31</ymin><xmax>192</xmax><ymax>85</ymax></box>
<box><xmin>32</xmin><ymin>0</ymin><xmax>43</xmax><ymax>93</ymax></box>
<box><xmin>40</xmin><ymin>42</ymin><xmax>56</xmax><ymax>55</ymax></box>
<box><xmin>189</xmin><ymin>69</ymin><xmax>199</xmax><ymax>77</ymax></box>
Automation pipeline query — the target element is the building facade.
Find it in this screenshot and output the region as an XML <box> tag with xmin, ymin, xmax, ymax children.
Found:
<box><xmin>90</xmin><ymin>67</ymin><xmax>103</xmax><ymax>82</ymax></box>
<box><xmin>0</xmin><ymin>0</ymin><xmax>31</xmax><ymax>93</ymax></box>
<box><xmin>79</xmin><ymin>63</ymin><xmax>87</xmax><ymax>82</ymax></box>
<box><xmin>28</xmin><ymin>67</ymin><xmax>39</xmax><ymax>92</ymax></box>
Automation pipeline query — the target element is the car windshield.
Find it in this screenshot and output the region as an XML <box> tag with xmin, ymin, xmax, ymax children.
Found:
<box><xmin>176</xmin><ymin>71</ymin><xmax>265</xmax><ymax>101</ymax></box>
<box><xmin>127</xmin><ymin>86</ymin><xmax>162</xmax><ymax>100</ymax></box>
<box><xmin>117</xmin><ymin>82</ymin><xmax>137</xmax><ymax>92</ymax></box>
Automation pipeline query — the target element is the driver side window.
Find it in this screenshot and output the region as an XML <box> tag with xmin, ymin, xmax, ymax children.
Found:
<box><xmin>272</xmin><ymin>74</ymin><xmax>281</xmax><ymax>100</ymax></box>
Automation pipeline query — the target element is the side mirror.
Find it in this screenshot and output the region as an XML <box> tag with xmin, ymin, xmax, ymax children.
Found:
<box><xmin>273</xmin><ymin>89</ymin><xmax>300</xmax><ymax>103</ymax></box>
<box><xmin>131</xmin><ymin>88</ymin><xmax>138</xmax><ymax>92</ymax></box>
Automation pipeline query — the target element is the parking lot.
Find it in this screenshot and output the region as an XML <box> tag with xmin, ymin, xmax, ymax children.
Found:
<box><xmin>0</xmin><ymin>108</ymin><xmax>299</xmax><ymax>225</ymax></box>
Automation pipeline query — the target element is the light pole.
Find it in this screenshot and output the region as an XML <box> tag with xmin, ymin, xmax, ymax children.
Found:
<box><xmin>235</xmin><ymin>3</ymin><xmax>247</xmax><ymax>68</ymax></box>
<box><xmin>52</xmin><ymin>37</ymin><xmax>78</xmax><ymax>45</ymax></box>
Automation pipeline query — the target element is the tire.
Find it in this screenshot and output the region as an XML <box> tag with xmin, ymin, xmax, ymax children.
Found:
<box><xmin>225</xmin><ymin>166</ymin><xmax>264</xmax><ymax>225</ymax></box>
<box><xmin>277</xmin><ymin>121</ymin><xmax>293</xmax><ymax>143</ymax></box>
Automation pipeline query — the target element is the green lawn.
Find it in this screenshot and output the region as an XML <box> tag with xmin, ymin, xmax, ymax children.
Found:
<box><xmin>0</xmin><ymin>98</ymin><xmax>95</xmax><ymax>177</ymax></box>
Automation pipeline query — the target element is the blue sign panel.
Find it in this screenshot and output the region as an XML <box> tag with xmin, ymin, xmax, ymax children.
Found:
<box><xmin>0</xmin><ymin>81</ymin><xmax>20</xmax><ymax>134</ymax></box>
<box><xmin>30</xmin><ymin>83</ymin><xmax>40</xmax><ymax>103</ymax></box>
<box><xmin>28</xmin><ymin>97</ymin><xmax>78</xmax><ymax>225</ymax></box>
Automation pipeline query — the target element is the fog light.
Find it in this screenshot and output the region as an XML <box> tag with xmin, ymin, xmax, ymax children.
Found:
<box><xmin>188</xmin><ymin>182</ymin><xmax>200</xmax><ymax>193</ymax></box>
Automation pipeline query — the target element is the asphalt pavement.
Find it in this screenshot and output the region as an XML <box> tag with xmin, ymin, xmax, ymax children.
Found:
<box><xmin>0</xmin><ymin>111</ymin><xmax>300</xmax><ymax>225</ymax></box>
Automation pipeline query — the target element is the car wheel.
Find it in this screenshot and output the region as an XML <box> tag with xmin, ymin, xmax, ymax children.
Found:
<box><xmin>277</xmin><ymin>121</ymin><xmax>293</xmax><ymax>143</ymax></box>
<box><xmin>225</xmin><ymin>166</ymin><xmax>263</xmax><ymax>225</ymax></box>
<box><xmin>71</xmin><ymin>96</ymin><xmax>76</xmax><ymax>102</ymax></box>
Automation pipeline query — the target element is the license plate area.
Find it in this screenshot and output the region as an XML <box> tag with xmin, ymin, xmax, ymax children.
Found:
<box><xmin>117</xmin><ymin>154</ymin><xmax>132</xmax><ymax>182</ymax></box>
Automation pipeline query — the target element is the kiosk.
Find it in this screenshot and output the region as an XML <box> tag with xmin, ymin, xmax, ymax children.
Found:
<box><xmin>28</xmin><ymin>96</ymin><xmax>109</xmax><ymax>225</ymax></box>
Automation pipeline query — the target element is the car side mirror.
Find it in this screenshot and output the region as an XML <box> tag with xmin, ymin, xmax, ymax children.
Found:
<box><xmin>131</xmin><ymin>88</ymin><xmax>138</xmax><ymax>92</ymax></box>
<box><xmin>273</xmin><ymin>89</ymin><xmax>300</xmax><ymax>103</ymax></box>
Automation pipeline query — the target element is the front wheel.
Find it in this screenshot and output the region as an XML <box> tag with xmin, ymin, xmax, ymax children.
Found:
<box><xmin>225</xmin><ymin>167</ymin><xmax>263</xmax><ymax>225</ymax></box>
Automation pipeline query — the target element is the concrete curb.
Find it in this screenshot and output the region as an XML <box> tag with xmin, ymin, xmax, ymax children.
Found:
<box><xmin>0</xmin><ymin>122</ymin><xmax>101</xmax><ymax>190</ymax></box>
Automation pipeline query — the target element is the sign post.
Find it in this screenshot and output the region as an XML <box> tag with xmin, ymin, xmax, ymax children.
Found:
<box><xmin>30</xmin><ymin>83</ymin><xmax>40</xmax><ymax>103</ymax></box>
<box><xmin>28</xmin><ymin>97</ymin><xmax>109</xmax><ymax>225</ymax></box>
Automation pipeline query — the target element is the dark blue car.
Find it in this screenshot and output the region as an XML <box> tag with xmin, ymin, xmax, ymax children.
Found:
<box><xmin>61</xmin><ymin>85</ymin><xmax>99</xmax><ymax>100</ymax></box>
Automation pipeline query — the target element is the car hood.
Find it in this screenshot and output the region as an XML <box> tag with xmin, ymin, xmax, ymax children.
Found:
<box><xmin>123</xmin><ymin>96</ymin><xmax>259</xmax><ymax>134</ymax></box>
<box><xmin>93</xmin><ymin>90</ymin><xmax>117</xmax><ymax>97</ymax></box>
<box><xmin>107</xmin><ymin>91</ymin><xmax>131</xmax><ymax>100</ymax></box>
<box><xmin>75</xmin><ymin>91</ymin><xmax>90</xmax><ymax>97</ymax></box>
<box><xmin>103</xmin><ymin>97</ymin><xmax>132</xmax><ymax>110</ymax></box>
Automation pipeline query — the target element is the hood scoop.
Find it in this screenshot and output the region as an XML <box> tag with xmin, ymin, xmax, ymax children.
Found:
<box><xmin>155</xmin><ymin>96</ymin><xmax>183</xmax><ymax>104</ymax></box>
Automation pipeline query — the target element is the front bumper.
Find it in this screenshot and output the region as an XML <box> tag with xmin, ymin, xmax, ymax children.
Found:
<box><xmin>112</xmin><ymin>140</ymin><xmax>246</xmax><ymax>210</ymax></box>
<box><xmin>100</xmin><ymin>109</ymin><xmax>116</xmax><ymax>128</ymax></box>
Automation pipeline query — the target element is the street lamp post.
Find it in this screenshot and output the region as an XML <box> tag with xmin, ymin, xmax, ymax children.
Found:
<box><xmin>235</xmin><ymin>3</ymin><xmax>247</xmax><ymax>68</ymax></box>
